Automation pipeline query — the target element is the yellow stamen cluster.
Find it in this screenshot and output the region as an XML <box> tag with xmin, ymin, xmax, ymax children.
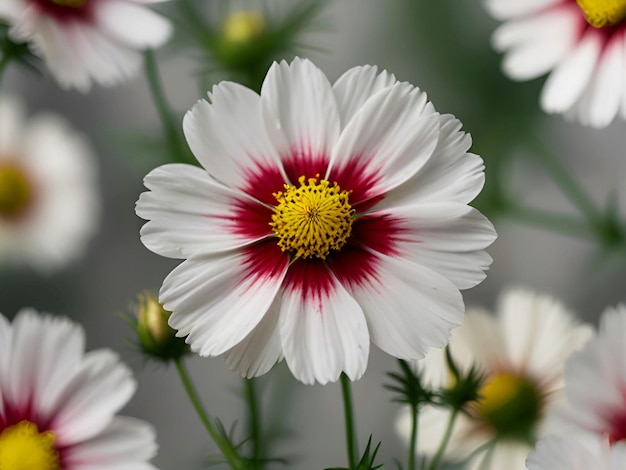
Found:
<box><xmin>50</xmin><ymin>0</ymin><xmax>86</xmax><ymax>7</ymax></box>
<box><xmin>270</xmin><ymin>175</ymin><xmax>354</xmax><ymax>260</ymax></box>
<box><xmin>475</xmin><ymin>373</ymin><xmax>542</xmax><ymax>441</ymax></box>
<box><xmin>0</xmin><ymin>164</ymin><xmax>33</xmax><ymax>220</ymax></box>
<box><xmin>222</xmin><ymin>11</ymin><xmax>265</xmax><ymax>44</ymax></box>
<box><xmin>0</xmin><ymin>421</ymin><xmax>60</xmax><ymax>470</ymax></box>
<box><xmin>576</xmin><ymin>0</ymin><xmax>626</xmax><ymax>28</ymax></box>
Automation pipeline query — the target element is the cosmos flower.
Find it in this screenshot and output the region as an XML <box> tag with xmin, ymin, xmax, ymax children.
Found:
<box><xmin>555</xmin><ymin>304</ymin><xmax>626</xmax><ymax>443</ymax></box>
<box><xmin>0</xmin><ymin>94</ymin><xmax>98</xmax><ymax>272</ymax></box>
<box><xmin>0</xmin><ymin>0</ymin><xmax>172</xmax><ymax>92</ymax></box>
<box><xmin>395</xmin><ymin>289</ymin><xmax>593</xmax><ymax>469</ymax></box>
<box><xmin>526</xmin><ymin>435</ymin><xmax>626</xmax><ymax>469</ymax></box>
<box><xmin>136</xmin><ymin>57</ymin><xmax>496</xmax><ymax>385</ymax></box>
<box><xmin>0</xmin><ymin>309</ymin><xmax>157</xmax><ymax>469</ymax></box>
<box><xmin>485</xmin><ymin>0</ymin><xmax>626</xmax><ymax>127</ymax></box>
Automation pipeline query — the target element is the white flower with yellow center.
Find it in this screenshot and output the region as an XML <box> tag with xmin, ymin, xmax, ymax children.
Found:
<box><xmin>396</xmin><ymin>289</ymin><xmax>593</xmax><ymax>469</ymax></box>
<box><xmin>527</xmin><ymin>435</ymin><xmax>626</xmax><ymax>469</ymax></box>
<box><xmin>0</xmin><ymin>0</ymin><xmax>172</xmax><ymax>91</ymax></box>
<box><xmin>485</xmin><ymin>0</ymin><xmax>626</xmax><ymax>127</ymax></box>
<box><xmin>0</xmin><ymin>309</ymin><xmax>158</xmax><ymax>469</ymax></box>
<box><xmin>136</xmin><ymin>57</ymin><xmax>497</xmax><ymax>385</ymax></box>
<box><xmin>0</xmin><ymin>95</ymin><xmax>98</xmax><ymax>272</ymax></box>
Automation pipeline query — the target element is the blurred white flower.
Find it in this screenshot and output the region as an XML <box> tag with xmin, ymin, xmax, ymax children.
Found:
<box><xmin>0</xmin><ymin>95</ymin><xmax>98</xmax><ymax>272</ymax></box>
<box><xmin>0</xmin><ymin>309</ymin><xmax>157</xmax><ymax>469</ymax></box>
<box><xmin>485</xmin><ymin>0</ymin><xmax>626</xmax><ymax>128</ymax></box>
<box><xmin>0</xmin><ymin>0</ymin><xmax>172</xmax><ymax>91</ymax></box>
<box><xmin>136</xmin><ymin>57</ymin><xmax>496</xmax><ymax>385</ymax></box>
<box><xmin>396</xmin><ymin>289</ymin><xmax>593</xmax><ymax>470</ymax></box>
<box><xmin>527</xmin><ymin>435</ymin><xmax>626</xmax><ymax>469</ymax></box>
<box><xmin>556</xmin><ymin>304</ymin><xmax>626</xmax><ymax>442</ymax></box>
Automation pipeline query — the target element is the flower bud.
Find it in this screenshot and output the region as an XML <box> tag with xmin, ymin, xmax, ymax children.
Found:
<box><xmin>222</xmin><ymin>11</ymin><xmax>266</xmax><ymax>45</ymax></box>
<box><xmin>134</xmin><ymin>291</ymin><xmax>188</xmax><ymax>361</ymax></box>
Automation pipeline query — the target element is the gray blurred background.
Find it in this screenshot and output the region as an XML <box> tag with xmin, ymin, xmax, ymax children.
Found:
<box><xmin>1</xmin><ymin>1</ymin><xmax>625</xmax><ymax>468</ymax></box>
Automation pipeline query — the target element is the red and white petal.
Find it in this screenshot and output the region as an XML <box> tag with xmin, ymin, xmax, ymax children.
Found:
<box><xmin>498</xmin><ymin>290</ymin><xmax>592</xmax><ymax>388</ymax></box>
<box><xmin>279</xmin><ymin>263</ymin><xmax>369</xmax><ymax>385</ymax></box>
<box><xmin>51</xmin><ymin>350</ymin><xmax>136</xmax><ymax>446</ymax></box>
<box><xmin>137</xmin><ymin>164</ymin><xmax>268</xmax><ymax>259</ymax></box>
<box><xmin>328</xmin><ymin>83</ymin><xmax>440</xmax><ymax>204</ymax></box>
<box><xmin>64</xmin><ymin>416</ymin><xmax>157</xmax><ymax>470</ymax></box>
<box><xmin>332</xmin><ymin>65</ymin><xmax>397</xmax><ymax>127</ymax></box>
<box><xmin>485</xmin><ymin>0</ymin><xmax>562</xmax><ymax>21</ymax></box>
<box><xmin>2</xmin><ymin>310</ymin><xmax>85</xmax><ymax>412</ymax></box>
<box><xmin>95</xmin><ymin>0</ymin><xmax>171</xmax><ymax>49</ymax></box>
<box><xmin>570</xmin><ymin>32</ymin><xmax>625</xmax><ymax>128</ymax></box>
<box><xmin>493</xmin><ymin>5</ymin><xmax>581</xmax><ymax>80</ymax></box>
<box><xmin>541</xmin><ymin>29</ymin><xmax>602</xmax><ymax>114</ymax></box>
<box><xmin>346</xmin><ymin>253</ymin><xmax>464</xmax><ymax>360</ymax></box>
<box><xmin>366</xmin><ymin>203</ymin><xmax>495</xmax><ymax>289</ymax></box>
<box><xmin>375</xmin><ymin>115</ymin><xmax>484</xmax><ymax>208</ymax></box>
<box><xmin>261</xmin><ymin>57</ymin><xmax>340</xmax><ymax>163</ymax></box>
<box><xmin>161</xmin><ymin>247</ymin><xmax>289</xmax><ymax>357</ymax></box>
<box><xmin>222</xmin><ymin>295</ymin><xmax>283</xmax><ymax>378</ymax></box>
<box><xmin>183</xmin><ymin>81</ymin><xmax>286</xmax><ymax>189</ymax></box>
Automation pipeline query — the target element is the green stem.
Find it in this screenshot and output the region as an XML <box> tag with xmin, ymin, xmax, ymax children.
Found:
<box><xmin>143</xmin><ymin>49</ymin><xmax>192</xmax><ymax>165</ymax></box>
<box><xmin>244</xmin><ymin>378</ymin><xmax>263</xmax><ymax>469</ymax></box>
<box><xmin>504</xmin><ymin>204</ymin><xmax>594</xmax><ymax>239</ymax></box>
<box><xmin>407</xmin><ymin>404</ymin><xmax>419</xmax><ymax>470</ymax></box>
<box><xmin>174</xmin><ymin>359</ymin><xmax>246</xmax><ymax>470</ymax></box>
<box><xmin>426</xmin><ymin>408</ymin><xmax>459</xmax><ymax>470</ymax></box>
<box><xmin>527</xmin><ymin>134</ymin><xmax>604</xmax><ymax>232</ymax></box>
<box><xmin>340</xmin><ymin>373</ymin><xmax>359</xmax><ymax>469</ymax></box>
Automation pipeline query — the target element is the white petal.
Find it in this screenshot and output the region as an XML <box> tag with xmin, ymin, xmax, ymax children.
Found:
<box><xmin>95</xmin><ymin>0</ymin><xmax>171</xmax><ymax>49</ymax></box>
<box><xmin>329</xmin><ymin>83</ymin><xmax>440</xmax><ymax>202</ymax></box>
<box><xmin>493</xmin><ymin>5</ymin><xmax>581</xmax><ymax>80</ymax></box>
<box><xmin>621</xmin><ymin>30</ymin><xmax>626</xmax><ymax>119</ymax></box>
<box><xmin>279</xmin><ymin>266</ymin><xmax>369</xmax><ymax>385</ymax></box>
<box><xmin>527</xmin><ymin>435</ymin><xmax>607</xmax><ymax>469</ymax></box>
<box><xmin>498</xmin><ymin>289</ymin><xmax>592</xmax><ymax>388</ymax></box>
<box><xmin>576</xmin><ymin>32</ymin><xmax>624</xmax><ymax>128</ymax></box>
<box><xmin>261</xmin><ymin>57</ymin><xmax>341</xmax><ymax>160</ymax></box>
<box><xmin>346</xmin><ymin>253</ymin><xmax>464</xmax><ymax>359</ymax></box>
<box><xmin>222</xmin><ymin>295</ymin><xmax>283</xmax><ymax>378</ymax></box>
<box><xmin>137</xmin><ymin>164</ymin><xmax>268</xmax><ymax>259</ymax></box>
<box><xmin>65</xmin><ymin>416</ymin><xmax>157</xmax><ymax>469</ymax></box>
<box><xmin>51</xmin><ymin>350</ymin><xmax>136</xmax><ymax>445</ymax></box>
<box><xmin>331</xmin><ymin>65</ymin><xmax>397</xmax><ymax>127</ymax></box>
<box><xmin>541</xmin><ymin>30</ymin><xmax>602</xmax><ymax>114</ymax></box>
<box><xmin>183</xmin><ymin>81</ymin><xmax>286</xmax><ymax>189</ymax></box>
<box><xmin>375</xmin><ymin>115</ymin><xmax>485</xmax><ymax>207</ymax></box>
<box><xmin>161</xmin><ymin>248</ymin><xmax>289</xmax><ymax>356</ymax></box>
<box><xmin>484</xmin><ymin>0</ymin><xmax>562</xmax><ymax>20</ymax></box>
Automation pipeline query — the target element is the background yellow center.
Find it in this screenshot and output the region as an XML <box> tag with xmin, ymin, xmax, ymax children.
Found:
<box><xmin>0</xmin><ymin>165</ymin><xmax>33</xmax><ymax>220</ymax></box>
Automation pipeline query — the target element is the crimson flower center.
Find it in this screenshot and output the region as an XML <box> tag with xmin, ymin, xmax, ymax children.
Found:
<box><xmin>270</xmin><ymin>175</ymin><xmax>354</xmax><ymax>260</ymax></box>
<box><xmin>576</xmin><ymin>0</ymin><xmax>626</xmax><ymax>28</ymax></box>
<box><xmin>0</xmin><ymin>421</ymin><xmax>60</xmax><ymax>470</ymax></box>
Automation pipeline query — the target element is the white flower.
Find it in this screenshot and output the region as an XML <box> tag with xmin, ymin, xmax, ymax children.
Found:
<box><xmin>395</xmin><ymin>289</ymin><xmax>593</xmax><ymax>470</ymax></box>
<box><xmin>555</xmin><ymin>304</ymin><xmax>626</xmax><ymax>442</ymax></box>
<box><xmin>0</xmin><ymin>0</ymin><xmax>172</xmax><ymax>91</ymax></box>
<box><xmin>0</xmin><ymin>95</ymin><xmax>98</xmax><ymax>272</ymax></box>
<box><xmin>0</xmin><ymin>309</ymin><xmax>157</xmax><ymax>469</ymax></box>
<box><xmin>136</xmin><ymin>58</ymin><xmax>497</xmax><ymax>385</ymax></box>
<box><xmin>485</xmin><ymin>0</ymin><xmax>626</xmax><ymax>127</ymax></box>
<box><xmin>527</xmin><ymin>435</ymin><xmax>626</xmax><ymax>469</ymax></box>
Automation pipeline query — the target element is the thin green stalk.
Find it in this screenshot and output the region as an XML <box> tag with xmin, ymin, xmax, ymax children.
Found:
<box><xmin>244</xmin><ymin>378</ymin><xmax>263</xmax><ymax>469</ymax></box>
<box><xmin>174</xmin><ymin>358</ymin><xmax>246</xmax><ymax>470</ymax></box>
<box><xmin>426</xmin><ymin>408</ymin><xmax>459</xmax><ymax>470</ymax></box>
<box><xmin>407</xmin><ymin>403</ymin><xmax>419</xmax><ymax>470</ymax></box>
<box><xmin>143</xmin><ymin>49</ymin><xmax>192</xmax><ymax>165</ymax></box>
<box><xmin>528</xmin><ymin>134</ymin><xmax>604</xmax><ymax>232</ymax></box>
<box><xmin>340</xmin><ymin>373</ymin><xmax>359</xmax><ymax>469</ymax></box>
